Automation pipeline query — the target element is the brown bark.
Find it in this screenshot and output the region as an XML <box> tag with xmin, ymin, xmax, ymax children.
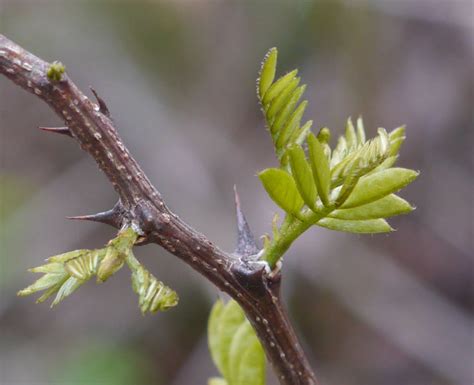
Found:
<box><xmin>0</xmin><ymin>34</ymin><xmax>319</xmax><ymax>385</ymax></box>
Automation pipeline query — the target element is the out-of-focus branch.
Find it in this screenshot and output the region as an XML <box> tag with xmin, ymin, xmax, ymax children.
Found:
<box><xmin>0</xmin><ymin>34</ymin><xmax>319</xmax><ymax>385</ymax></box>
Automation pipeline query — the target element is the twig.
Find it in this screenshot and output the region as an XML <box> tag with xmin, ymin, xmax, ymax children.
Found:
<box><xmin>0</xmin><ymin>34</ymin><xmax>319</xmax><ymax>385</ymax></box>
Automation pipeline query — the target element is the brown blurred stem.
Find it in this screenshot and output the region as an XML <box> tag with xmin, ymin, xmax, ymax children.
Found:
<box><xmin>0</xmin><ymin>34</ymin><xmax>319</xmax><ymax>385</ymax></box>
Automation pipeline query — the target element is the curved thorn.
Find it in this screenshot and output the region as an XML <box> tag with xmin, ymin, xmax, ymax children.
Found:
<box><xmin>234</xmin><ymin>185</ymin><xmax>259</xmax><ymax>257</ymax></box>
<box><xmin>90</xmin><ymin>87</ymin><xmax>110</xmax><ymax>117</ymax></box>
<box><xmin>67</xmin><ymin>201</ymin><xmax>124</xmax><ymax>228</ymax></box>
<box><xmin>39</xmin><ymin>126</ymin><xmax>72</xmax><ymax>137</ymax></box>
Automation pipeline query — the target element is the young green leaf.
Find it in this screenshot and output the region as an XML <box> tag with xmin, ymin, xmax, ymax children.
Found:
<box><xmin>317</xmin><ymin>217</ymin><xmax>393</xmax><ymax>233</ymax></box>
<box><xmin>258</xmin><ymin>48</ymin><xmax>277</xmax><ymax>99</ymax></box>
<box><xmin>262</xmin><ymin>69</ymin><xmax>298</xmax><ymax>106</ymax></box>
<box><xmin>208</xmin><ymin>300</ymin><xmax>226</xmax><ymax>375</ymax></box>
<box><xmin>207</xmin><ymin>300</ymin><xmax>265</xmax><ymax>385</ymax></box>
<box><xmin>330</xmin><ymin>135</ymin><xmax>348</xmax><ymax>167</ymax></box>
<box><xmin>271</xmin><ymin>85</ymin><xmax>306</xmax><ymax>138</ymax></box>
<box><xmin>307</xmin><ymin>133</ymin><xmax>331</xmax><ymax>206</ymax></box>
<box><xmin>341</xmin><ymin>168</ymin><xmax>419</xmax><ymax>209</ymax></box>
<box><xmin>388</xmin><ymin>125</ymin><xmax>406</xmax><ymax>156</ymax></box>
<box><xmin>356</xmin><ymin>117</ymin><xmax>366</xmax><ymax>145</ymax></box>
<box><xmin>266</xmin><ymin>77</ymin><xmax>300</xmax><ymax>121</ymax></box>
<box><xmin>288</xmin><ymin>145</ymin><xmax>318</xmax><ymax>211</ymax></box>
<box><xmin>293</xmin><ymin>119</ymin><xmax>313</xmax><ymax>146</ymax></box>
<box><xmin>276</xmin><ymin>100</ymin><xmax>308</xmax><ymax>149</ymax></box>
<box><xmin>214</xmin><ymin>300</ymin><xmax>246</xmax><ymax>379</ymax></box>
<box><xmin>65</xmin><ymin>250</ymin><xmax>104</xmax><ymax>281</ymax></box>
<box><xmin>51</xmin><ymin>276</ymin><xmax>82</xmax><ymax>306</ymax></box>
<box><xmin>259</xmin><ymin>168</ymin><xmax>304</xmax><ymax>218</ymax></box>
<box><xmin>233</xmin><ymin>339</ymin><xmax>266</xmax><ymax>385</ymax></box>
<box><xmin>345</xmin><ymin>118</ymin><xmax>357</xmax><ymax>150</ymax></box>
<box><xmin>330</xmin><ymin>194</ymin><xmax>414</xmax><ymax>220</ymax></box>
<box><xmin>208</xmin><ymin>379</ymin><xmax>228</xmax><ymax>385</ymax></box>
<box><xmin>229</xmin><ymin>322</ymin><xmax>266</xmax><ymax>385</ymax></box>
<box><xmin>17</xmin><ymin>272</ymin><xmax>68</xmax><ymax>296</ymax></box>
<box><xmin>127</xmin><ymin>253</ymin><xmax>178</xmax><ymax>314</ymax></box>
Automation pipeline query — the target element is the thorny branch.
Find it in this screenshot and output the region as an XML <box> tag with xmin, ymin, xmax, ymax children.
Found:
<box><xmin>0</xmin><ymin>34</ymin><xmax>319</xmax><ymax>385</ymax></box>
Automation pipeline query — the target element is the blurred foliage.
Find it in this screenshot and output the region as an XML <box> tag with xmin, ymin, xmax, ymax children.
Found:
<box><xmin>54</xmin><ymin>343</ymin><xmax>154</xmax><ymax>385</ymax></box>
<box><xmin>0</xmin><ymin>174</ymin><xmax>33</xmax><ymax>221</ymax></box>
<box><xmin>89</xmin><ymin>1</ymin><xmax>201</xmax><ymax>100</ymax></box>
<box><xmin>0</xmin><ymin>174</ymin><xmax>34</xmax><ymax>287</ymax></box>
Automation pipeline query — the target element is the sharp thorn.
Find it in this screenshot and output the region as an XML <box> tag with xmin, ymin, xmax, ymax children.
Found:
<box><xmin>90</xmin><ymin>87</ymin><xmax>111</xmax><ymax>117</ymax></box>
<box><xmin>234</xmin><ymin>185</ymin><xmax>259</xmax><ymax>257</ymax></box>
<box><xmin>39</xmin><ymin>126</ymin><xmax>72</xmax><ymax>137</ymax></box>
<box><xmin>67</xmin><ymin>201</ymin><xmax>124</xmax><ymax>228</ymax></box>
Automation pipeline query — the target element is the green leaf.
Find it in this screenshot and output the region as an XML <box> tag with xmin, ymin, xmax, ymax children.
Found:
<box><xmin>229</xmin><ymin>322</ymin><xmax>265</xmax><ymax>385</ymax></box>
<box><xmin>293</xmin><ymin>120</ymin><xmax>313</xmax><ymax>146</ymax></box>
<box><xmin>341</xmin><ymin>168</ymin><xmax>419</xmax><ymax>209</ymax></box>
<box><xmin>52</xmin><ymin>276</ymin><xmax>83</xmax><ymax>306</ymax></box>
<box><xmin>330</xmin><ymin>194</ymin><xmax>414</xmax><ymax>220</ymax></box>
<box><xmin>208</xmin><ymin>300</ymin><xmax>226</xmax><ymax>375</ymax></box>
<box><xmin>97</xmin><ymin>247</ymin><xmax>125</xmax><ymax>283</ymax></box>
<box><xmin>127</xmin><ymin>253</ymin><xmax>178</xmax><ymax>314</ymax></box>
<box><xmin>271</xmin><ymin>85</ymin><xmax>305</xmax><ymax>138</ymax></box>
<box><xmin>215</xmin><ymin>301</ymin><xmax>246</xmax><ymax>379</ymax></box>
<box><xmin>288</xmin><ymin>145</ymin><xmax>318</xmax><ymax>211</ymax></box>
<box><xmin>387</xmin><ymin>125</ymin><xmax>406</xmax><ymax>157</ymax></box>
<box><xmin>17</xmin><ymin>272</ymin><xmax>67</xmax><ymax>296</ymax></box>
<box><xmin>258</xmin><ymin>48</ymin><xmax>277</xmax><ymax>99</ymax></box>
<box><xmin>262</xmin><ymin>69</ymin><xmax>298</xmax><ymax>106</ymax></box>
<box><xmin>276</xmin><ymin>100</ymin><xmax>308</xmax><ymax>149</ymax></box>
<box><xmin>65</xmin><ymin>249</ymin><xmax>104</xmax><ymax>281</ymax></box>
<box><xmin>356</xmin><ymin>117</ymin><xmax>366</xmax><ymax>145</ymax></box>
<box><xmin>29</xmin><ymin>262</ymin><xmax>64</xmax><ymax>274</ymax></box>
<box><xmin>266</xmin><ymin>77</ymin><xmax>300</xmax><ymax>121</ymax></box>
<box><xmin>334</xmin><ymin>161</ymin><xmax>362</xmax><ymax>207</ymax></box>
<box><xmin>234</xmin><ymin>338</ymin><xmax>266</xmax><ymax>385</ymax></box>
<box><xmin>209</xmin><ymin>378</ymin><xmax>228</xmax><ymax>385</ymax></box>
<box><xmin>330</xmin><ymin>135</ymin><xmax>348</xmax><ymax>167</ymax></box>
<box><xmin>259</xmin><ymin>168</ymin><xmax>304</xmax><ymax>218</ymax></box>
<box><xmin>345</xmin><ymin>118</ymin><xmax>357</xmax><ymax>149</ymax></box>
<box><xmin>307</xmin><ymin>133</ymin><xmax>331</xmax><ymax>206</ymax></box>
<box><xmin>317</xmin><ymin>217</ymin><xmax>393</xmax><ymax>233</ymax></box>
<box><xmin>207</xmin><ymin>300</ymin><xmax>265</xmax><ymax>385</ymax></box>
<box><xmin>330</xmin><ymin>128</ymin><xmax>390</xmax><ymax>187</ymax></box>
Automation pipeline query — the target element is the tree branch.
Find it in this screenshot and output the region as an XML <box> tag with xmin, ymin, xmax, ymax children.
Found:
<box><xmin>0</xmin><ymin>34</ymin><xmax>319</xmax><ymax>385</ymax></box>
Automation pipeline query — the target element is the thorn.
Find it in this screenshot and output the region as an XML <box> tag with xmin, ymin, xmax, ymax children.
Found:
<box><xmin>39</xmin><ymin>126</ymin><xmax>72</xmax><ymax>137</ymax></box>
<box><xmin>67</xmin><ymin>201</ymin><xmax>124</xmax><ymax>228</ymax></box>
<box><xmin>90</xmin><ymin>87</ymin><xmax>110</xmax><ymax>117</ymax></box>
<box><xmin>234</xmin><ymin>185</ymin><xmax>259</xmax><ymax>257</ymax></box>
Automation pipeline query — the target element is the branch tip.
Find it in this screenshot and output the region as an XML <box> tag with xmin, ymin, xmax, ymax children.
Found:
<box><xmin>46</xmin><ymin>61</ymin><xmax>65</xmax><ymax>82</ymax></box>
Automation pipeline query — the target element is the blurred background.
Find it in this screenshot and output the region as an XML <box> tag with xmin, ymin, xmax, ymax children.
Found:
<box><xmin>0</xmin><ymin>1</ymin><xmax>473</xmax><ymax>384</ymax></box>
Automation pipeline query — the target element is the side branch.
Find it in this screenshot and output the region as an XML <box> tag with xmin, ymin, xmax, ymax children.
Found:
<box><xmin>0</xmin><ymin>34</ymin><xmax>318</xmax><ymax>385</ymax></box>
